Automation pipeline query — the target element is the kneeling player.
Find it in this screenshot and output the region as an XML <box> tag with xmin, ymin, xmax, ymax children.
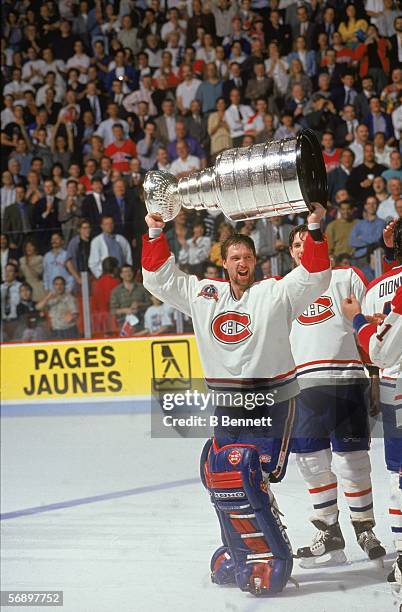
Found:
<box><xmin>142</xmin><ymin>206</ymin><xmax>331</xmax><ymax>595</ymax></box>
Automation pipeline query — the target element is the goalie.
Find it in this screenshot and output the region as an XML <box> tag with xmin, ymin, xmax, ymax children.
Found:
<box><xmin>142</xmin><ymin>205</ymin><xmax>331</xmax><ymax>596</ymax></box>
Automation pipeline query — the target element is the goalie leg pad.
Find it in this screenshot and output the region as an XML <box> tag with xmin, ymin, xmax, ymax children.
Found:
<box><xmin>201</xmin><ymin>438</ymin><xmax>293</xmax><ymax>595</ymax></box>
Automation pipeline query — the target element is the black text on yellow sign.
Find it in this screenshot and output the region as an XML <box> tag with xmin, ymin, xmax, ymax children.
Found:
<box><xmin>151</xmin><ymin>340</ymin><xmax>192</xmax><ymax>392</ymax></box>
<box><xmin>23</xmin><ymin>345</ymin><xmax>123</xmax><ymax>396</ymax></box>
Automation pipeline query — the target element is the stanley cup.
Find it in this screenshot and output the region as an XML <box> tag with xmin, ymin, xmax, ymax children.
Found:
<box><xmin>143</xmin><ymin>129</ymin><xmax>327</xmax><ymax>222</ymax></box>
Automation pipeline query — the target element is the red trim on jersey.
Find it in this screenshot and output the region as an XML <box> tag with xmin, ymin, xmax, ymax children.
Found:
<box><xmin>207</xmin><ymin>368</ymin><xmax>296</xmax><ymax>384</ymax></box>
<box><xmin>392</xmin><ymin>285</ymin><xmax>402</xmax><ymax>314</ymax></box>
<box><xmin>309</xmin><ymin>482</ymin><xmax>337</xmax><ymax>494</ymax></box>
<box><xmin>389</xmin><ymin>508</ymin><xmax>402</xmax><ymax>515</ymax></box>
<box><xmin>366</xmin><ymin>265</ymin><xmax>402</xmax><ymax>293</ymax></box>
<box><xmin>357</xmin><ymin>323</ymin><xmax>376</xmax><ymax>355</ymax></box>
<box><xmin>383</xmin><ymin>259</ymin><xmax>397</xmax><ymax>273</ymax></box>
<box><xmin>344</xmin><ymin>487</ymin><xmax>372</xmax><ymax>498</ymax></box>
<box><xmin>300</xmin><ymin>232</ymin><xmax>330</xmax><ymax>273</ymax></box>
<box><xmin>142</xmin><ymin>233</ymin><xmax>171</xmax><ymax>272</ymax></box>
<box><xmin>332</xmin><ymin>266</ymin><xmax>368</xmax><ymax>287</ymax></box>
<box><xmin>296</xmin><ymin>358</ymin><xmax>362</xmax><ymax>368</ymax></box>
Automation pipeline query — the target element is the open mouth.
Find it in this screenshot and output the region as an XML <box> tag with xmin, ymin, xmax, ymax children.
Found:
<box><xmin>238</xmin><ymin>270</ymin><xmax>249</xmax><ymax>278</ymax></box>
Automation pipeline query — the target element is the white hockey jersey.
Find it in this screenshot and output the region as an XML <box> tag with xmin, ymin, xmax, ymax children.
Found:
<box><xmin>290</xmin><ymin>266</ymin><xmax>368</xmax><ymax>388</ymax></box>
<box><xmin>142</xmin><ymin>232</ymin><xmax>331</xmax><ymax>402</ymax></box>
<box><xmin>363</xmin><ymin>264</ymin><xmax>402</xmax><ymax>405</ymax></box>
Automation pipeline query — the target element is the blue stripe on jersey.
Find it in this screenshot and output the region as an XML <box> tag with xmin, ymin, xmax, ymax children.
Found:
<box><xmin>391</xmin><ymin>527</ymin><xmax>402</xmax><ymax>533</ymax></box>
<box><xmin>297</xmin><ymin>366</ymin><xmax>365</xmax><ymax>376</ymax></box>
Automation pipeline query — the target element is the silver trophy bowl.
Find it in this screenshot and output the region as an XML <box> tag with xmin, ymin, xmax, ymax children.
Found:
<box><xmin>144</xmin><ymin>129</ymin><xmax>327</xmax><ymax>222</ymax></box>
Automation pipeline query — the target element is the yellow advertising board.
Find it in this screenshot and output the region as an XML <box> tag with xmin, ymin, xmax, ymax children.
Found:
<box><xmin>1</xmin><ymin>335</ymin><xmax>204</xmax><ymax>402</ymax></box>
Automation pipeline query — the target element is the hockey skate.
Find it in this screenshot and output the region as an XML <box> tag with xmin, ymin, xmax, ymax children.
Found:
<box><xmin>352</xmin><ymin>520</ymin><xmax>386</xmax><ymax>566</ymax></box>
<box><xmin>387</xmin><ymin>554</ymin><xmax>402</xmax><ymax>597</ymax></box>
<box><xmin>297</xmin><ymin>519</ymin><xmax>347</xmax><ymax>569</ymax></box>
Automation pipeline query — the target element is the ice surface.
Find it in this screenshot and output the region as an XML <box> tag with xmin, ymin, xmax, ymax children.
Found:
<box><xmin>1</xmin><ymin>403</ymin><xmax>399</xmax><ymax>612</ymax></box>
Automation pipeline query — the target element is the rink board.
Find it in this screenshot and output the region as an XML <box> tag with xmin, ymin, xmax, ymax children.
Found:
<box><xmin>1</xmin><ymin>335</ymin><xmax>204</xmax><ymax>403</ymax></box>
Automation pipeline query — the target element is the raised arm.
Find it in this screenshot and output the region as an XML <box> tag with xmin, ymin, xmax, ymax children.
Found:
<box><xmin>142</xmin><ymin>214</ymin><xmax>200</xmax><ymax>316</ymax></box>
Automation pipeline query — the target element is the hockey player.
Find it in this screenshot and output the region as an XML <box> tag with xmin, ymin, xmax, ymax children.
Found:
<box><xmin>342</xmin><ymin>221</ymin><xmax>402</xmax><ymax>592</ymax></box>
<box><xmin>288</xmin><ymin>223</ymin><xmax>386</xmax><ymax>568</ymax></box>
<box><xmin>142</xmin><ymin>205</ymin><xmax>331</xmax><ymax>596</ymax></box>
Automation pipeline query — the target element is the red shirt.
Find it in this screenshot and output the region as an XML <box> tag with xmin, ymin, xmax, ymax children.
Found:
<box><xmin>323</xmin><ymin>148</ymin><xmax>342</xmax><ymax>173</ymax></box>
<box><xmin>104</xmin><ymin>139</ymin><xmax>137</xmax><ymax>172</ymax></box>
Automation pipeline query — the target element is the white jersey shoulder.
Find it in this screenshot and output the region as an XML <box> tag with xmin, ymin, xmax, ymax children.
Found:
<box><xmin>363</xmin><ymin>264</ymin><xmax>402</xmax><ymax>403</ymax></box>
<box><xmin>290</xmin><ymin>267</ymin><xmax>367</xmax><ymax>384</ymax></box>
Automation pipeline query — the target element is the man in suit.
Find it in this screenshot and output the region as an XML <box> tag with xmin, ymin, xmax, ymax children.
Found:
<box><xmin>154</xmin><ymin>99</ymin><xmax>178</xmax><ymax>146</ymax></box>
<box><xmin>185</xmin><ymin>99</ymin><xmax>209</xmax><ymax>152</ymax></box>
<box><xmin>81</xmin><ymin>177</ymin><xmax>107</xmax><ymax>236</ymax></box>
<box><xmin>223</xmin><ymin>62</ymin><xmax>247</xmax><ymax>103</ymax></box>
<box><xmin>265</xmin><ymin>9</ymin><xmax>292</xmax><ymax>56</ymax></box>
<box><xmin>363</xmin><ymin>96</ymin><xmax>395</xmax><ymax>143</ymax></box>
<box><xmin>328</xmin><ymin>148</ymin><xmax>355</xmax><ymax>204</ymax></box>
<box><xmin>319</xmin><ymin>49</ymin><xmax>345</xmax><ymax>90</ymax></box>
<box><xmin>315</xmin><ymin>6</ymin><xmax>337</xmax><ymax>47</ymax></box>
<box><xmin>335</xmin><ymin>104</ymin><xmax>359</xmax><ymax>147</ymax></box>
<box><xmin>291</xmin><ymin>4</ymin><xmax>317</xmax><ymax>50</ymax></box>
<box><xmin>389</xmin><ymin>16</ymin><xmax>402</xmax><ymax>72</ymax></box>
<box><xmin>3</xmin><ymin>185</ymin><xmax>35</xmax><ymax>252</ymax></box>
<box><xmin>332</xmin><ymin>72</ymin><xmax>358</xmax><ymax>113</ymax></box>
<box><xmin>354</xmin><ymin>76</ymin><xmax>376</xmax><ymax>122</ymax></box>
<box><xmin>34</xmin><ymin>179</ymin><xmax>62</xmax><ymax>253</ymax></box>
<box><xmin>106</xmin><ymin>80</ymin><xmax>128</xmax><ymax>115</ymax></box>
<box><xmin>104</xmin><ymin>179</ymin><xmax>136</xmax><ymax>245</ymax></box>
<box><xmin>80</xmin><ymin>81</ymin><xmax>106</xmax><ymax>127</ymax></box>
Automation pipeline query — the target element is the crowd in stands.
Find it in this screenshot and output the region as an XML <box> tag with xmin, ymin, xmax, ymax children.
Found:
<box><xmin>1</xmin><ymin>0</ymin><xmax>402</xmax><ymax>342</ymax></box>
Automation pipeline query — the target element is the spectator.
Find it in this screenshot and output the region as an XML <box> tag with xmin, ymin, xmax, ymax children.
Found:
<box><xmin>195</xmin><ymin>63</ymin><xmax>223</xmax><ymax>114</ymax></box>
<box><xmin>36</xmin><ymin>276</ymin><xmax>78</xmax><ymax>340</ymax></box>
<box><xmin>337</xmin><ymin>4</ymin><xmax>368</xmax><ymax>44</ymax></box>
<box><xmin>224</xmin><ymin>88</ymin><xmax>253</xmax><ymax>147</ymax></box>
<box><xmin>326</xmin><ymin>201</ymin><xmax>358</xmax><ymax>258</ymax></box>
<box><xmin>373</xmin><ymin>175</ymin><xmax>389</xmax><ymax>205</ymax></box>
<box><xmin>123</xmin><ymin>74</ymin><xmax>157</xmax><ymax>116</ymax></box>
<box><xmin>223</xmin><ymin>61</ymin><xmax>247</xmax><ymax>103</ymax></box>
<box><xmin>15</xmin><ymin>282</ymin><xmax>47</xmax><ymax>342</ymax></box>
<box><xmin>110</xmin><ymin>264</ymin><xmax>150</xmax><ymax>329</ymax></box>
<box><xmin>349</xmin><ymin>196</ymin><xmax>385</xmax><ymax>279</ymax></box>
<box><xmin>347</xmin><ymin>142</ymin><xmax>387</xmax><ymax>208</ymax></box>
<box><xmin>104</xmin><ymin>124</ymin><xmax>137</xmax><ymax>173</ymax></box>
<box><xmin>43</xmin><ymin>232</ymin><xmax>74</xmax><ymax>293</ymax></box>
<box><xmin>363</xmin><ymin>96</ymin><xmax>395</xmax><ymax>142</ymax></box>
<box><xmin>176</xmin><ymin>65</ymin><xmax>201</xmax><ymax>115</ymax></box>
<box><xmin>208</xmin><ymin>97</ymin><xmax>232</xmax><ymax>159</ymax></box>
<box><xmin>377</xmin><ymin>178</ymin><xmax>402</xmax><ymax>221</ymax></box>
<box><xmin>1</xmin><ymin>263</ymin><xmax>21</xmax><ymax>341</ymax></box>
<box><xmin>264</xmin><ymin>42</ymin><xmax>289</xmax><ymax>98</ymax></box>
<box><xmin>58</xmin><ymin>179</ymin><xmax>83</xmax><ymax>243</ymax></box>
<box><xmin>178</xmin><ymin>220</ymin><xmax>211</xmax><ymax>275</ymax></box>
<box><xmin>1</xmin><ymin>171</ymin><xmax>16</xmax><ymax>216</ymax></box>
<box><xmin>79</xmin><ymin>159</ymin><xmax>99</xmax><ymax>194</ymax></box>
<box><xmin>95</xmin><ymin>102</ymin><xmax>129</xmax><ymax>147</ymax></box>
<box><xmin>382</xmin><ymin>151</ymin><xmax>402</xmax><ymax>182</ymax></box>
<box><xmin>288</xmin><ymin>37</ymin><xmax>316</xmax><ymax>80</ymax></box>
<box><xmin>10</xmin><ymin>138</ymin><xmax>33</xmax><ymax>177</ymax></box>
<box><xmin>374</xmin><ymin>131</ymin><xmax>394</xmax><ymax>167</ymax></box>
<box><xmin>354</xmin><ymin>76</ymin><xmax>376</xmax><ymax>122</ymax></box>
<box><xmin>18</xmin><ymin>239</ymin><xmax>45</xmax><ymax>302</ymax></box>
<box><xmin>349</xmin><ymin>123</ymin><xmax>371</xmax><ymax>167</ymax></box>
<box><xmin>185</xmin><ymin>99</ymin><xmax>209</xmax><ymax>151</ymax></box>
<box><xmin>88</xmin><ymin>215</ymin><xmax>132</xmax><ymax>279</ymax></box>
<box><xmin>91</xmin><ymin>256</ymin><xmax>121</xmax><ymax>336</ymax></box>
<box><xmin>105</xmin><ymin>49</ymin><xmax>139</xmax><ymax>94</ymax></box>
<box><xmin>170</xmin><ymin>140</ymin><xmax>201</xmax><ymax>178</ymax></box>
<box><xmin>3</xmin><ymin>185</ymin><xmax>34</xmax><ymax>251</ymax></box>
<box><xmin>291</xmin><ymin>5</ymin><xmax>317</xmax><ymax>49</ymax></box>
<box><xmin>274</xmin><ymin>112</ymin><xmax>301</xmax><ymax>140</ymax></box>
<box><xmin>255</xmin><ymin>113</ymin><xmax>276</xmax><ymax>144</ymax></box>
<box><xmin>335</xmin><ymin>104</ymin><xmax>360</xmax><ymax>148</ymax></box>
<box><xmin>34</xmin><ymin>179</ymin><xmax>62</xmax><ymax>252</ymax></box>
<box><xmin>141</xmin><ymin>295</ymin><xmax>175</xmax><ymax>336</ymax></box>
<box><xmin>65</xmin><ymin>218</ymin><xmax>92</xmax><ymax>289</ymax></box>
<box><xmin>137</xmin><ymin>121</ymin><xmax>161</xmax><ymax>171</ymax></box>
<box><xmin>244</xmin><ymin>63</ymin><xmax>273</xmax><ymax>105</ymax></box>
<box><xmin>322</xmin><ymin>131</ymin><xmax>342</xmax><ymax>173</ymax></box>
<box><xmin>328</xmin><ymin>149</ymin><xmax>355</xmax><ymax>204</ymax></box>
<box><xmin>332</xmin><ymin>72</ymin><xmax>358</xmax><ymax>113</ymax></box>
<box><xmin>167</xmin><ymin>120</ymin><xmax>206</xmax><ymax>166</ymax></box>
<box><xmin>153</xmin><ymin>146</ymin><xmax>171</xmax><ymax>173</ymax></box>
<box><xmin>154</xmin><ymin>99</ymin><xmax>178</xmax><ymax>146</ymax></box>
<box><xmin>117</xmin><ymin>15</ymin><xmax>141</xmax><ymax>56</ymax></box>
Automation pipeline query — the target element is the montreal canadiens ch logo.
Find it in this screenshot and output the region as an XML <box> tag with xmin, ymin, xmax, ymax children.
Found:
<box><xmin>228</xmin><ymin>449</ymin><xmax>242</xmax><ymax>465</ymax></box>
<box><xmin>211</xmin><ymin>312</ymin><xmax>252</xmax><ymax>344</ymax></box>
<box><xmin>297</xmin><ymin>296</ymin><xmax>335</xmax><ymax>325</ymax></box>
